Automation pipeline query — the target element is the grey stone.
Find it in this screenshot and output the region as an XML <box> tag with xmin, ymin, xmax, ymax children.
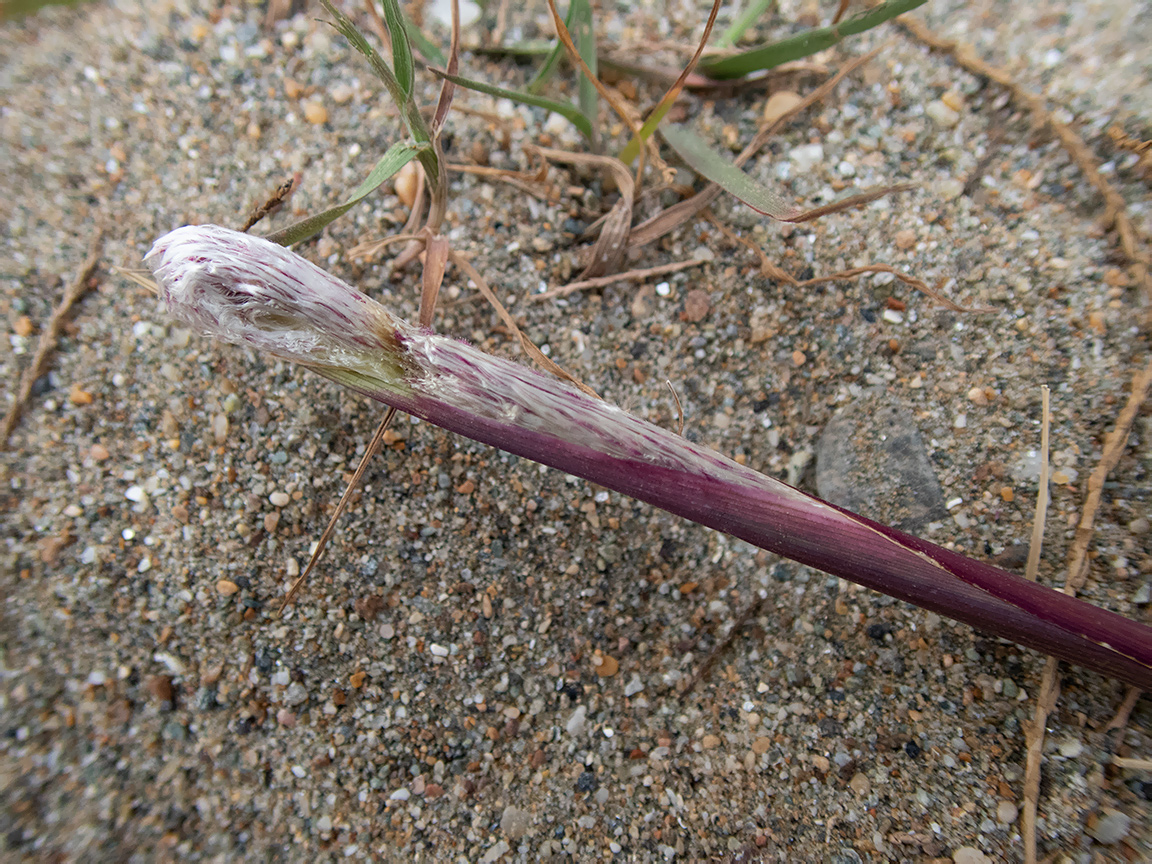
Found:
<box><xmin>816</xmin><ymin>396</ymin><xmax>947</xmax><ymax>531</ymax></box>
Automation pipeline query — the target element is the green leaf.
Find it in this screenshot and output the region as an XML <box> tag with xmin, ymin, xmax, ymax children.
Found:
<box><xmin>658</xmin><ymin>124</ymin><xmax>796</xmax><ymax>219</ymax></box>
<box><xmin>700</xmin><ymin>0</ymin><xmax>929</xmax><ymax>80</ymax></box>
<box><xmin>527</xmin><ymin>1</ymin><xmax>579</xmax><ymax>94</ymax></box>
<box><xmin>428</xmin><ymin>68</ymin><xmax>594</xmax><ymax>140</ymax></box>
<box><xmin>263</xmin><ymin>142</ymin><xmax>428</xmax><ymax>247</ymax></box>
<box><xmin>319</xmin><ymin>0</ymin><xmax>432</xmax><ymax>146</ymax></box>
<box><xmin>320</xmin><ymin>0</ymin><xmax>404</xmax><ymax>108</ymax></box>
<box><xmin>569</xmin><ymin>0</ymin><xmax>598</xmax><ymax>134</ymax></box>
<box><xmin>377</xmin><ymin>0</ymin><xmax>415</xmax><ymax>98</ymax></box>
<box><xmin>402</xmin><ymin>8</ymin><xmax>446</xmax><ymax>67</ymax></box>
<box><xmin>715</xmin><ymin>0</ymin><xmax>776</xmax><ymax>48</ymax></box>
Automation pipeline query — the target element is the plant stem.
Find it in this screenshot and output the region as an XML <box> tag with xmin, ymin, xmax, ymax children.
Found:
<box><xmin>148</xmin><ymin>225</ymin><xmax>1152</xmax><ymax>690</ymax></box>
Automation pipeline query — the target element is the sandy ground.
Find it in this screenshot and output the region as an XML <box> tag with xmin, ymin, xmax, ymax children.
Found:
<box><xmin>2</xmin><ymin>0</ymin><xmax>1150</xmax><ymax>861</ymax></box>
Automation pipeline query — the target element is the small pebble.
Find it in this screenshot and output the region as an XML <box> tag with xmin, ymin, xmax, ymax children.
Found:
<box><xmin>69</xmin><ymin>384</ymin><xmax>94</xmax><ymax>405</ymax></box>
<box><xmin>682</xmin><ymin>289</ymin><xmax>710</xmax><ymax>323</ymax></box>
<box><xmin>952</xmin><ymin>847</ymin><xmax>992</xmax><ymax>864</ymax></box>
<box><xmin>926</xmin><ymin>99</ymin><xmax>960</xmax><ymax>128</ymax></box>
<box><xmin>269</xmin><ymin>491</ymin><xmax>290</xmax><ymax>507</ymax></box>
<box><xmin>1086</xmin><ymin>808</ymin><xmax>1131</xmax><ymax>845</ymax></box>
<box><xmin>789</xmin><ymin>143</ymin><xmax>825</xmax><ymax>173</ymax></box>
<box><xmin>996</xmin><ymin>800</ymin><xmax>1018</xmax><ymax>824</ymax></box>
<box><xmin>762</xmin><ymin>90</ymin><xmax>802</xmax><ymax>125</ymax></box>
<box><xmin>1058</xmin><ymin>738</ymin><xmax>1083</xmax><ymax>758</ymax></box>
<box><xmin>330</xmin><ymin>82</ymin><xmax>354</xmax><ymax>104</ymax></box>
<box><xmin>216</xmin><ymin>579</ymin><xmax>239</xmax><ymax>596</ymax></box>
<box><xmin>894</xmin><ymin>229</ymin><xmax>916</xmax><ymax>250</ymax></box>
<box><xmin>701</xmin><ymin>734</ymin><xmax>721</xmax><ymax>750</ymax></box>
<box><xmin>566</xmin><ymin>705</ymin><xmax>587</xmax><ymax>736</ymax></box>
<box><xmin>593</xmin><ymin>653</ymin><xmax>619</xmax><ymax>677</ymax></box>
<box><xmin>500</xmin><ymin>805</ymin><xmax>532</xmax><ymax>839</ymax></box>
<box><xmin>849</xmin><ymin>772</ymin><xmax>870</xmax><ymax>795</ymax></box>
<box><xmin>302</xmin><ymin>101</ymin><xmax>328</xmax><ymax>125</ymax></box>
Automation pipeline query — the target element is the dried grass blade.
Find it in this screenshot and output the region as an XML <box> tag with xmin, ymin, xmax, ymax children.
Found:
<box><xmin>431</xmin><ymin>0</ymin><xmax>461</xmax><ymax>137</ymax></box>
<box><xmin>450</xmin><ymin>251</ymin><xmax>598</xmax><ymax>398</ymax></box>
<box><xmin>618</xmin><ymin>0</ymin><xmax>723</xmax><ymax>164</ymax></box>
<box><xmin>535</xmin><ymin>147</ymin><xmax>635</xmax><ymax>278</ymax></box>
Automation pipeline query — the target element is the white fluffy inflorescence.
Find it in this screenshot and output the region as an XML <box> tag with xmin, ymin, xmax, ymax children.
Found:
<box><xmin>146</xmin><ymin>225</ymin><xmax>404</xmax><ymax>382</ymax></box>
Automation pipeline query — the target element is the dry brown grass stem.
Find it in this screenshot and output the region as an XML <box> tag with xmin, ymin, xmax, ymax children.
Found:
<box><xmin>899</xmin><ymin>16</ymin><xmax>1152</xmax><ymax>312</ymax></box>
<box><xmin>1020</xmin><ymin>358</ymin><xmax>1152</xmax><ymax>863</ymax></box>
<box><xmin>796</xmin><ymin>264</ymin><xmax>988</xmax><ymax>312</ymax></box>
<box><xmin>628</xmin><ymin>46</ymin><xmax>884</xmax><ymax>251</ymax></box>
<box><xmin>702</xmin><ymin>210</ymin><xmax>797</xmax><ymax>284</ymax></box>
<box><xmin>279</xmin><ymin>407</ymin><xmax>398</xmax><ymax>613</ymax></box>
<box><xmin>448</xmin><ymin>250</ymin><xmax>597</xmax><ymax>398</ymax></box>
<box><xmin>531</xmin><ymin>258</ymin><xmax>708</xmax><ymax>301</ymax></box>
<box><xmin>1024</xmin><ymin>386</ymin><xmax>1050</xmax><ymax>582</ymax></box>
<box><xmin>3</xmin><ymin>229</ymin><xmax>103</xmax><ymax>449</ymax></box>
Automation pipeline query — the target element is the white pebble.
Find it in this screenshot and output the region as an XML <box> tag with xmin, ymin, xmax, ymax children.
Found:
<box><xmin>429</xmin><ymin>643</ymin><xmax>449</xmax><ymax>657</ymax></box>
<box><xmin>952</xmin><ymin>847</ymin><xmax>992</xmax><ymax>864</ymax></box>
<box><xmin>926</xmin><ymin>100</ymin><xmax>960</xmax><ymax>128</ymax></box>
<box><xmin>996</xmin><ymin>800</ymin><xmax>1018</xmax><ymax>824</ymax></box>
<box><xmin>566</xmin><ymin>704</ymin><xmax>588</xmax><ymax>736</ymax></box>
<box><xmin>655</xmin><ymin>281</ymin><xmax>670</xmax><ymax>297</ymax></box>
<box><xmin>124</xmin><ymin>485</ymin><xmax>146</xmax><ymax>502</ymax></box>
<box><xmin>291</xmin><ymin>765</ymin><xmax>307</xmax><ymax>778</ymax></box>
<box><xmin>788</xmin><ymin>143</ymin><xmax>825</xmax><ymax>173</ymax></box>
<box><xmin>389</xmin><ymin>787</ymin><xmax>410</xmax><ymax>801</ymax></box>
<box><xmin>1057</xmin><ymin>738</ymin><xmax>1083</xmax><ymax>758</ymax></box>
<box><xmin>269</xmin><ymin>491</ymin><xmax>290</xmax><ymax>507</ymax></box>
<box><xmin>624</xmin><ymin>674</ymin><xmax>645</xmax><ymax>697</ymax></box>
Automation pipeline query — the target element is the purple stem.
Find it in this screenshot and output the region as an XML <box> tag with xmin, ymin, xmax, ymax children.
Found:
<box><xmin>148</xmin><ymin>225</ymin><xmax>1152</xmax><ymax>690</ymax></box>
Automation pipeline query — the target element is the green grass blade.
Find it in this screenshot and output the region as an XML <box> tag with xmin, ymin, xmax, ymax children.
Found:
<box><xmin>263</xmin><ymin>142</ymin><xmax>427</xmax><ymax>247</ymax></box>
<box><xmin>320</xmin><ymin>0</ymin><xmax>405</xmax><ymax>108</ymax></box>
<box><xmin>715</xmin><ymin>0</ymin><xmax>776</xmax><ymax>48</ymax></box>
<box><xmin>570</xmin><ymin>0</ymin><xmax>598</xmax><ymax>134</ymax></box>
<box><xmin>659</xmin><ymin>123</ymin><xmax>796</xmax><ymax>219</ymax></box>
<box><xmin>428</xmin><ymin>68</ymin><xmax>594</xmax><ymax>140</ymax></box>
<box><xmin>377</xmin><ymin>0</ymin><xmax>415</xmax><ymax>98</ymax></box>
<box><xmin>527</xmin><ymin>1</ymin><xmax>578</xmax><ymax>94</ymax></box>
<box><xmin>700</xmin><ymin>0</ymin><xmax>929</xmax><ymax>79</ymax></box>
<box><xmin>402</xmin><ymin>8</ymin><xmax>446</xmax><ymax>66</ymax></box>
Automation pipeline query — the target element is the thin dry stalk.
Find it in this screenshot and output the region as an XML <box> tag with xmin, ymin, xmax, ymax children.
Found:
<box><xmin>702</xmin><ymin>209</ymin><xmax>798</xmax><ymax>285</ymax></box>
<box><xmin>1111</xmin><ymin>755</ymin><xmax>1152</xmax><ymax>771</ymax></box>
<box><xmin>346</xmin><ymin>232</ymin><xmax>423</xmax><ymax>261</ymax></box>
<box><xmin>449</xmin><ymin>250</ymin><xmax>598</xmax><ymax>398</ymax></box>
<box><xmin>543</xmin><ymin>0</ymin><xmax>637</xmax><ymax>137</ymax></box>
<box><xmin>238</xmin><ymin>174</ymin><xmax>299</xmax><ymax>233</ymax></box>
<box><xmin>628</xmin><ymin>47</ymin><xmax>883</xmax><ymax>250</ymax></box>
<box><xmin>279</xmin><ymin>407</ymin><xmax>398</xmax><ymax>612</ymax></box>
<box><xmin>533</xmin><ymin>147</ymin><xmax>636</xmax><ymax>278</ymax></box>
<box><xmin>3</xmin><ymin>230</ymin><xmax>103</xmax><ymax>449</ymax></box>
<box><xmin>1021</xmin><ymin>358</ymin><xmax>1152</xmax><ymax>863</ymax></box>
<box><xmin>899</xmin><ymin>16</ymin><xmax>1152</xmax><ymax>312</ymax></box>
<box><xmin>795</xmin><ymin>264</ymin><xmax>989</xmax><ymax>312</ymax></box>
<box><xmin>1024</xmin><ymin>386</ymin><xmax>1049</xmax><ymax>581</ymax></box>
<box><xmin>531</xmin><ymin>258</ymin><xmax>708</xmax><ymax>301</ymax></box>
<box><xmin>1107</xmin><ymin>124</ymin><xmax>1152</xmax><ymax>179</ymax></box>
<box><xmin>1104</xmin><ymin>687</ymin><xmax>1143</xmax><ymax>736</ymax></box>
<box><xmin>1020</xmin><ymin>384</ymin><xmax>1053</xmax><ymax>864</ymax></box>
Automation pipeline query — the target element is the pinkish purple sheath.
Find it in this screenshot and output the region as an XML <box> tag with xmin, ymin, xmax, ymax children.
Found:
<box><xmin>147</xmin><ymin>225</ymin><xmax>1152</xmax><ymax>689</ymax></box>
